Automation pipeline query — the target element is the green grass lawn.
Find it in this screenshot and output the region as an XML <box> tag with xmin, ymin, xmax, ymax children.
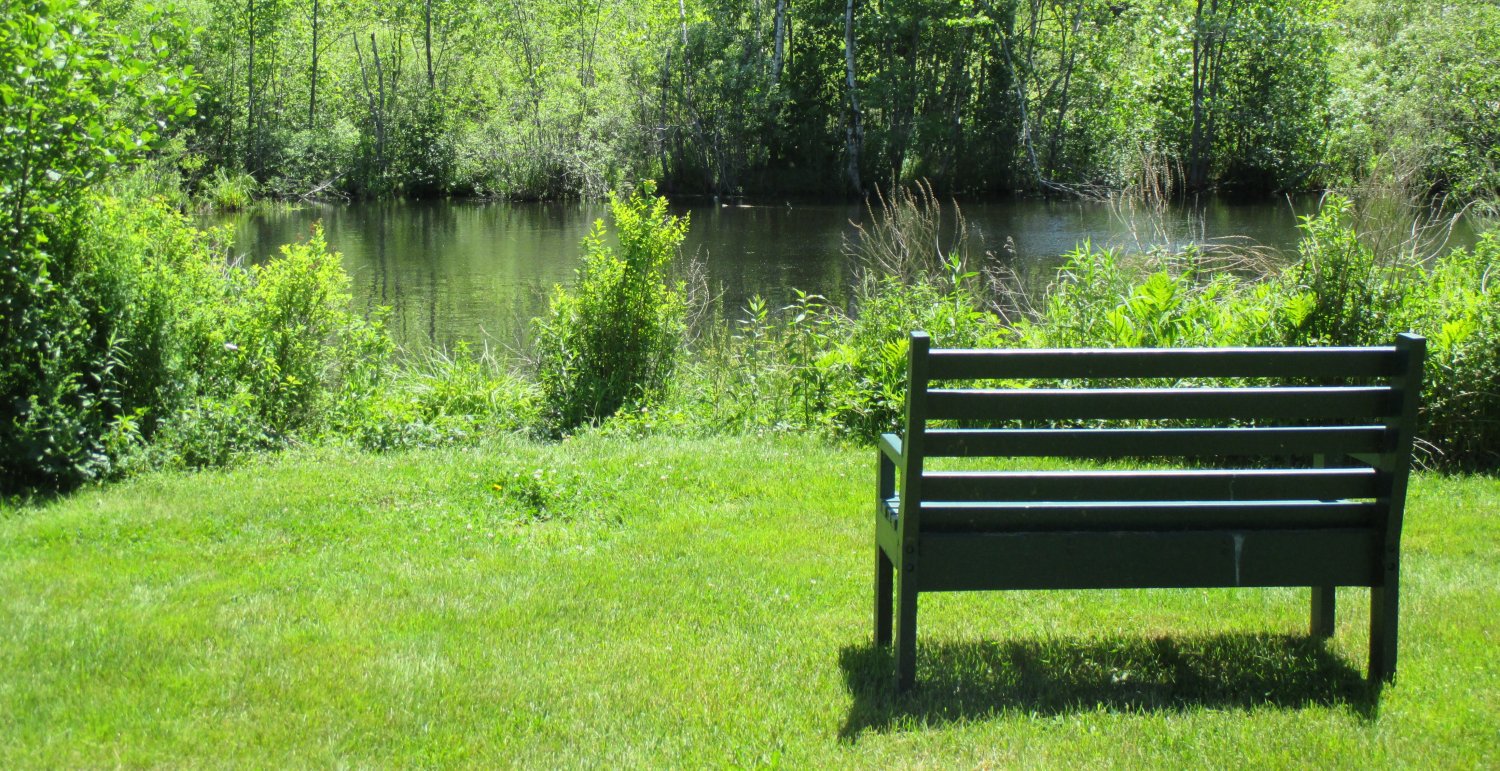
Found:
<box><xmin>2</xmin><ymin>434</ymin><xmax>1497</xmax><ymax>767</ymax></box>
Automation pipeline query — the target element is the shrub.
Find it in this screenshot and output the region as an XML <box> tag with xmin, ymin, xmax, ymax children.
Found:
<box><xmin>663</xmin><ymin>186</ymin><xmax>1011</xmax><ymax>440</ymax></box>
<box><xmin>1411</xmin><ymin>233</ymin><xmax>1500</xmax><ymax>468</ymax></box>
<box><xmin>1017</xmin><ymin>242</ymin><xmax>1282</xmax><ymax>350</ymax></box>
<box><xmin>217</xmin><ymin>226</ymin><xmax>386</xmax><ymax>439</ymax></box>
<box><xmin>0</xmin><ymin>0</ymin><xmax>194</xmax><ymax>493</ymax></box>
<box><xmin>64</xmin><ymin>202</ymin><xmax>391</xmax><ymax>473</ymax></box>
<box><xmin>1273</xmin><ymin>195</ymin><xmax>1423</xmax><ymax>347</ymax></box>
<box><xmin>532</xmin><ymin>182</ymin><xmax>689</xmax><ymax>434</ymax></box>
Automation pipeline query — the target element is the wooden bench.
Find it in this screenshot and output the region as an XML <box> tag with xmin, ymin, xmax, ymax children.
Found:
<box><xmin>874</xmin><ymin>331</ymin><xmax>1425</xmax><ymax>691</ymax></box>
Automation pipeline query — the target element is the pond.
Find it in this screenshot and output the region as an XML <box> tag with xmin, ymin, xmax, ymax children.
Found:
<box><xmin>216</xmin><ymin>197</ymin><xmax>1324</xmax><ymax>350</ymax></box>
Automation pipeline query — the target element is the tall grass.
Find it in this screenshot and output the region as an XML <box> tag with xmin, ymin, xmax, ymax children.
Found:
<box><xmin>198</xmin><ymin>167</ymin><xmax>259</xmax><ymax>212</ymax></box>
<box><xmin>657</xmin><ymin>190</ymin><xmax>1500</xmax><ymax>468</ymax></box>
<box><xmin>336</xmin><ymin>343</ymin><xmax>539</xmax><ymax>452</ymax></box>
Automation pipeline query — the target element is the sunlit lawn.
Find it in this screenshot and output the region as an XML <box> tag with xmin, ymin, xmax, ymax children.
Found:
<box><xmin>2</xmin><ymin>435</ymin><xmax>1496</xmax><ymax>766</ymax></box>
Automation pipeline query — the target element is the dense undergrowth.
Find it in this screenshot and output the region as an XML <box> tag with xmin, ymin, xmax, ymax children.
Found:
<box><xmin>7</xmin><ymin>175</ymin><xmax>1498</xmax><ymax>498</ymax></box>
<box><xmin>651</xmin><ymin>191</ymin><xmax>1500</xmax><ymax>471</ymax></box>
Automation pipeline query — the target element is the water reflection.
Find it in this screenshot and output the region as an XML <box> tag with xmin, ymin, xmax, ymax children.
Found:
<box><xmin>216</xmin><ymin>197</ymin><xmax>1327</xmax><ymax>350</ymax></box>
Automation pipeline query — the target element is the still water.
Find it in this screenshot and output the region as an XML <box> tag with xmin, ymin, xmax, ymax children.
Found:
<box><xmin>218</xmin><ymin>198</ymin><xmax>1316</xmax><ymax>350</ymax></box>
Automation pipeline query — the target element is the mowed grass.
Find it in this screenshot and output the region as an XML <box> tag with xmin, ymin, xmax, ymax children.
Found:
<box><xmin>1</xmin><ymin>435</ymin><xmax>1496</xmax><ymax>767</ymax></box>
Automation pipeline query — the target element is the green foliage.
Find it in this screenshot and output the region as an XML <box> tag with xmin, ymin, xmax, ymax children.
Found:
<box><xmin>823</xmin><ymin>274</ymin><xmax>1007</xmax><ymax>438</ymax></box>
<box><xmin>64</xmin><ymin>200</ymin><xmax>390</xmax><ymax>474</ymax></box>
<box><xmin>533</xmin><ymin>183</ymin><xmax>689</xmax><ymax>434</ymax></box>
<box><xmin>646</xmin><ymin>192</ymin><xmax>1497</xmax><ymax>468</ymax></box>
<box><xmin>0</xmin><ymin>172</ymin><xmax>405</xmax><ymax>490</ymax></box>
<box><xmin>210</xmin><ymin>226</ymin><xmax>385</xmax><ymax>440</ymax></box>
<box><xmin>1330</xmin><ymin>0</ymin><xmax>1500</xmax><ymax>202</ymax></box>
<box><xmin>336</xmin><ymin>343</ymin><xmax>540</xmax><ymax>452</ymax></box>
<box><xmin>63</xmin><ymin>0</ymin><xmax>1488</xmax><ymax>204</ymax></box>
<box><xmin>664</xmin><ymin>189</ymin><xmax>1009</xmax><ymax>440</ymax></box>
<box><xmin>1017</xmin><ymin>244</ymin><xmax>1259</xmax><ymax>350</ymax></box>
<box><xmin>0</xmin><ymin>0</ymin><xmax>195</xmax><ymax>492</ymax></box>
<box><xmin>0</xmin><ymin>0</ymin><xmax>195</xmax><ymax>244</ymax></box>
<box><xmin>1011</xmin><ymin>196</ymin><xmax>1498</xmax><ymax>467</ymax></box>
<box><xmin>683</xmin><ymin>278</ymin><xmax>1004</xmax><ymax>440</ymax></box>
<box><xmin>199</xmin><ymin>167</ymin><xmax>259</xmax><ymax>211</ymax></box>
<box><xmin>1408</xmin><ymin>234</ymin><xmax>1500</xmax><ymax>468</ymax></box>
<box><xmin>1275</xmin><ymin>196</ymin><xmax>1422</xmax><ymax>346</ymax></box>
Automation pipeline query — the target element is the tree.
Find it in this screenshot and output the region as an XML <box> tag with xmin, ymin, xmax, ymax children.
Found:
<box><xmin>0</xmin><ymin>0</ymin><xmax>195</xmax><ymax>491</ymax></box>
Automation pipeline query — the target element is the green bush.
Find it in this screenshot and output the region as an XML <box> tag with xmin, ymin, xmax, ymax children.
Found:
<box><xmin>532</xmin><ymin>182</ymin><xmax>689</xmax><ymax>434</ymax></box>
<box><xmin>666</xmin><ymin>261</ymin><xmax>1007</xmax><ymax>440</ymax></box>
<box><xmin>655</xmin><ymin>187</ymin><xmax>1017</xmax><ymax>440</ymax></box>
<box><xmin>1273</xmin><ymin>196</ymin><xmax>1423</xmax><ymax>346</ymax></box>
<box><xmin>0</xmin><ymin>192</ymin><xmax>368</xmax><ymax>486</ymax></box>
<box><xmin>661</xmin><ymin>190</ymin><xmax>1494</xmax><ymax>469</ymax></box>
<box><xmin>1008</xmin><ymin>197</ymin><xmax>1498</xmax><ymax>468</ymax></box>
<box><xmin>1330</xmin><ymin>0</ymin><xmax>1500</xmax><ymax>201</ymax></box>
<box><xmin>0</xmin><ymin>0</ymin><xmax>194</xmax><ymax>493</ymax></box>
<box><xmin>1410</xmin><ymin>233</ymin><xmax>1500</xmax><ymax>468</ymax></box>
<box><xmin>61</xmin><ymin>200</ymin><xmax>390</xmax><ymax>473</ymax></box>
<box><xmin>218</xmin><ymin>226</ymin><xmax>387</xmax><ymax>439</ymax></box>
<box><xmin>0</xmin><ymin>193</ymin><xmax>239</xmax><ymax>489</ymax></box>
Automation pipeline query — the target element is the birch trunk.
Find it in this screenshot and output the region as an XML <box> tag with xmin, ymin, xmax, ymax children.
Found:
<box><xmin>843</xmin><ymin>0</ymin><xmax>863</xmax><ymax>195</ymax></box>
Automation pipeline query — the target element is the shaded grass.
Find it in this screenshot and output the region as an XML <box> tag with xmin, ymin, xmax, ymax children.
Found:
<box><xmin>838</xmin><ymin>632</ymin><xmax>1374</xmax><ymax>740</ymax></box>
<box><xmin>1</xmin><ymin>434</ymin><xmax>1497</xmax><ymax>766</ymax></box>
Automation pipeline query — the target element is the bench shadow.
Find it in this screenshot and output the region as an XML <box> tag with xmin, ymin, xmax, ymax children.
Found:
<box><xmin>838</xmin><ymin>633</ymin><xmax>1377</xmax><ymax>740</ymax></box>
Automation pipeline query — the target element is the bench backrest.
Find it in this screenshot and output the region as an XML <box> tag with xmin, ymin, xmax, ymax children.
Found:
<box><xmin>897</xmin><ymin>332</ymin><xmax>1426</xmax><ymax>541</ymax></box>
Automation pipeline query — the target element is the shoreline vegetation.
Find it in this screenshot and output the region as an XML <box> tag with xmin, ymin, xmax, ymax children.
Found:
<box><xmin>5</xmin><ymin>175</ymin><xmax>1497</xmax><ymax>497</ymax></box>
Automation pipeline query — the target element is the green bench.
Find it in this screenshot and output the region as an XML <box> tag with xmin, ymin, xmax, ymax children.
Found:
<box><xmin>874</xmin><ymin>331</ymin><xmax>1425</xmax><ymax>692</ymax></box>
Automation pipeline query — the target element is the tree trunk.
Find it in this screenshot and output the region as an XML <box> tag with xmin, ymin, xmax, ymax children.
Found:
<box><xmin>246</xmin><ymin>0</ymin><xmax>256</xmax><ymax>171</ymax></box>
<box><xmin>506</xmin><ymin>0</ymin><xmax>545</xmax><ymax>148</ymax></box>
<box><xmin>1044</xmin><ymin>0</ymin><xmax>1088</xmax><ymax>178</ymax></box>
<box><xmin>355</xmin><ymin>32</ymin><xmax>386</xmax><ymax>170</ymax></box>
<box><xmin>843</xmin><ymin>0</ymin><xmax>863</xmax><ymax>195</ymax></box>
<box><xmin>425</xmin><ymin>0</ymin><xmax>435</xmax><ymax>90</ymax></box>
<box><xmin>308</xmin><ymin>0</ymin><xmax>318</xmax><ymax>130</ymax></box>
<box><xmin>995</xmin><ymin>5</ymin><xmax>1042</xmax><ymax>186</ymax></box>
<box><xmin>374</xmin><ymin>33</ymin><xmax>387</xmax><ymax>161</ymax></box>
<box><xmin>771</xmin><ymin>0</ymin><xmax>788</xmax><ymax>88</ymax></box>
<box><xmin>1187</xmin><ymin>0</ymin><xmax>1222</xmax><ymax>192</ymax></box>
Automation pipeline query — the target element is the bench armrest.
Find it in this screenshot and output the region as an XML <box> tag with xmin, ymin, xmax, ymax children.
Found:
<box><xmin>879</xmin><ymin>433</ymin><xmax>903</xmax><ymax>465</ymax></box>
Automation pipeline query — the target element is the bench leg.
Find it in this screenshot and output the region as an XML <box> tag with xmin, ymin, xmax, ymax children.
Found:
<box><xmin>1369</xmin><ymin>584</ymin><xmax>1399</xmax><ymax>683</ymax></box>
<box><xmin>895</xmin><ymin>570</ymin><xmax>918</xmax><ymax>692</ymax></box>
<box><xmin>875</xmin><ymin>546</ymin><xmax>893</xmax><ymax>645</ymax></box>
<box><xmin>1311</xmin><ymin>585</ymin><xmax>1336</xmax><ymax>639</ymax></box>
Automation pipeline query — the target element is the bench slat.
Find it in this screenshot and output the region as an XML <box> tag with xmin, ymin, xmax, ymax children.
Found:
<box><xmin>926</xmin><ymin>346</ymin><xmax>1401</xmax><ymax>380</ymax></box>
<box><xmin>921</xmin><ymin>468</ymin><xmax>1378</xmax><ymax>502</ymax></box>
<box><xmin>915</xmin><ymin>529</ymin><xmax>1380</xmax><ymax>591</ymax></box>
<box><xmin>922</xmin><ymin>426</ymin><xmax>1390</xmax><ymax>458</ymax></box>
<box><xmin>925</xmin><ymin>386</ymin><xmax>1395</xmax><ymax>422</ymax></box>
<box><xmin>916</xmin><ymin>500</ymin><xmax>1377</xmax><ymax>532</ymax></box>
